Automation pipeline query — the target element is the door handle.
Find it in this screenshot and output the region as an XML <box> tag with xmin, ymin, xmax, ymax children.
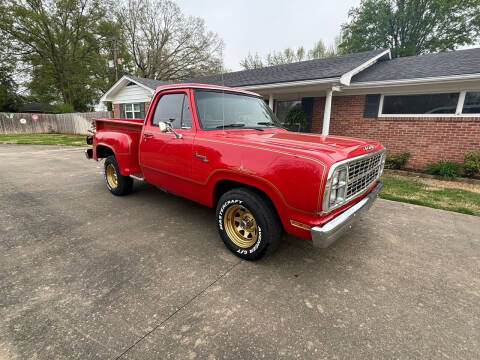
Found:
<box><xmin>194</xmin><ymin>152</ymin><xmax>208</xmax><ymax>163</ymax></box>
<box><xmin>143</xmin><ymin>133</ymin><xmax>153</xmax><ymax>138</ymax></box>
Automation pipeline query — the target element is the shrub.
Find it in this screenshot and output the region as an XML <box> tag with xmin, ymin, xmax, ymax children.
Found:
<box><xmin>284</xmin><ymin>104</ymin><xmax>307</xmax><ymax>132</ymax></box>
<box><xmin>385</xmin><ymin>152</ymin><xmax>410</xmax><ymax>170</ymax></box>
<box><xmin>462</xmin><ymin>151</ymin><xmax>480</xmax><ymax>177</ymax></box>
<box><xmin>426</xmin><ymin>160</ymin><xmax>460</xmax><ymax>178</ymax></box>
<box><xmin>54</xmin><ymin>103</ymin><xmax>75</xmax><ymax>114</ymax></box>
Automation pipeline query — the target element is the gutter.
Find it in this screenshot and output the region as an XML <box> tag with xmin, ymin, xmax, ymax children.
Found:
<box><xmin>241</xmin><ymin>77</ymin><xmax>341</xmax><ymax>91</ymax></box>
<box><xmin>349</xmin><ymin>73</ymin><xmax>480</xmax><ymax>89</ymax></box>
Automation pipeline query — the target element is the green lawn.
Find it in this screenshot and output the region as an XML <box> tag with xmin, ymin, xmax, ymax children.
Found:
<box><xmin>380</xmin><ymin>175</ymin><xmax>480</xmax><ymax>216</ymax></box>
<box><xmin>0</xmin><ymin>133</ymin><xmax>86</xmax><ymax>146</ymax></box>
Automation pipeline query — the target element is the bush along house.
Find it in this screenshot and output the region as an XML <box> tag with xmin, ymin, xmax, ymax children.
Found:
<box><xmin>100</xmin><ymin>48</ymin><xmax>480</xmax><ymax>170</ymax></box>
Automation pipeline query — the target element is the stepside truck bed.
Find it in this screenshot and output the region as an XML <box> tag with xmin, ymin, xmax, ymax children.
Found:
<box><xmin>92</xmin><ymin>118</ymin><xmax>144</xmax><ymax>176</ymax></box>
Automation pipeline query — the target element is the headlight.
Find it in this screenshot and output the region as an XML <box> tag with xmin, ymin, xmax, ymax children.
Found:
<box><xmin>328</xmin><ymin>166</ymin><xmax>347</xmax><ymax>208</ymax></box>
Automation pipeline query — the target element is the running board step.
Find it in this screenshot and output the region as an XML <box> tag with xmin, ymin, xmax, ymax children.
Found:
<box><xmin>129</xmin><ymin>173</ymin><xmax>145</xmax><ymax>181</ymax></box>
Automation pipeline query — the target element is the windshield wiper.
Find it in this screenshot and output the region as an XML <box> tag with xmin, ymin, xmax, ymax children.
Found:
<box><xmin>257</xmin><ymin>121</ymin><xmax>288</xmax><ymax>130</ymax></box>
<box><xmin>216</xmin><ymin>123</ymin><xmax>264</xmax><ymax>131</ymax></box>
<box><xmin>216</xmin><ymin>123</ymin><xmax>245</xmax><ymax>128</ymax></box>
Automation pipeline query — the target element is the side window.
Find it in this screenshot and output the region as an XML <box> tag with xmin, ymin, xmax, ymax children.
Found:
<box><xmin>152</xmin><ymin>93</ymin><xmax>184</xmax><ymax>128</ymax></box>
<box><xmin>152</xmin><ymin>93</ymin><xmax>192</xmax><ymax>129</ymax></box>
<box><xmin>182</xmin><ymin>95</ymin><xmax>192</xmax><ymax>128</ymax></box>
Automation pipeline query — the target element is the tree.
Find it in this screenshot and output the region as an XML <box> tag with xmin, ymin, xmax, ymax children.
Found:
<box><xmin>116</xmin><ymin>0</ymin><xmax>224</xmax><ymax>81</ymax></box>
<box><xmin>339</xmin><ymin>0</ymin><xmax>480</xmax><ymax>58</ymax></box>
<box><xmin>0</xmin><ymin>66</ymin><xmax>22</xmax><ymax>112</ymax></box>
<box><xmin>309</xmin><ymin>37</ymin><xmax>342</xmax><ymax>59</ymax></box>
<box><xmin>0</xmin><ymin>0</ymin><xmax>119</xmax><ymax>111</ymax></box>
<box><xmin>0</xmin><ymin>22</ymin><xmax>22</xmax><ymax>112</ymax></box>
<box><xmin>239</xmin><ymin>53</ymin><xmax>264</xmax><ymax>70</ymax></box>
<box><xmin>239</xmin><ymin>39</ymin><xmax>340</xmax><ymax>70</ymax></box>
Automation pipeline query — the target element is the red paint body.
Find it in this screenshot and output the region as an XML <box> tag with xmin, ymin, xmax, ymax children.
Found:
<box><xmin>93</xmin><ymin>84</ymin><xmax>384</xmax><ymax>240</ymax></box>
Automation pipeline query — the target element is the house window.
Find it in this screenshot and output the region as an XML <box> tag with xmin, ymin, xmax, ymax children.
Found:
<box><xmin>276</xmin><ymin>100</ymin><xmax>301</xmax><ymax>123</ymax></box>
<box><xmin>462</xmin><ymin>91</ymin><xmax>480</xmax><ymax>114</ymax></box>
<box><xmin>381</xmin><ymin>93</ymin><xmax>459</xmax><ymax>115</ymax></box>
<box><xmin>125</xmin><ymin>103</ymin><xmax>142</xmax><ymax>118</ymax></box>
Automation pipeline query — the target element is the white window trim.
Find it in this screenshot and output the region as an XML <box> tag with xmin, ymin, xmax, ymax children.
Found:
<box><xmin>377</xmin><ymin>91</ymin><xmax>480</xmax><ymax>117</ymax></box>
<box><xmin>125</xmin><ymin>103</ymin><xmax>142</xmax><ymax>119</ymax></box>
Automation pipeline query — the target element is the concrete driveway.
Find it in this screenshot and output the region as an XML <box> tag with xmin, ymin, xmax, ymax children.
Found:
<box><xmin>0</xmin><ymin>144</ymin><xmax>478</xmax><ymax>359</ymax></box>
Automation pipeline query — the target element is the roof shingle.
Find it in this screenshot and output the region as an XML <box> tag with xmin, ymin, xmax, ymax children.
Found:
<box><xmin>352</xmin><ymin>47</ymin><xmax>480</xmax><ymax>83</ymax></box>
<box><xmin>185</xmin><ymin>49</ymin><xmax>388</xmax><ymax>87</ymax></box>
<box><xmin>127</xmin><ymin>75</ymin><xmax>170</xmax><ymax>90</ymax></box>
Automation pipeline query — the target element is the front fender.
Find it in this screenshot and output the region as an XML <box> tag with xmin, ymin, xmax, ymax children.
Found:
<box><xmin>206</xmin><ymin>170</ymin><xmax>298</xmax><ymax>233</ymax></box>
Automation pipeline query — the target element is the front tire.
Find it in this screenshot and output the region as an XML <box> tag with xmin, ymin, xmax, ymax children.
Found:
<box><xmin>216</xmin><ymin>188</ymin><xmax>282</xmax><ymax>260</ymax></box>
<box><xmin>104</xmin><ymin>155</ymin><xmax>133</xmax><ymax>196</ymax></box>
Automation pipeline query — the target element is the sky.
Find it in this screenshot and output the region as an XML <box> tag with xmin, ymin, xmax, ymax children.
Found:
<box><xmin>175</xmin><ymin>0</ymin><xmax>362</xmax><ymax>71</ymax></box>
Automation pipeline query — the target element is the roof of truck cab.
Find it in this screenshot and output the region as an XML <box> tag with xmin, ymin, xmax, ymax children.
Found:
<box><xmin>153</xmin><ymin>83</ymin><xmax>262</xmax><ymax>97</ymax></box>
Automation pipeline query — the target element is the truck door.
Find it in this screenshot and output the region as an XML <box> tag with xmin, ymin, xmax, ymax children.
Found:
<box><xmin>139</xmin><ymin>90</ymin><xmax>196</xmax><ymax>195</ymax></box>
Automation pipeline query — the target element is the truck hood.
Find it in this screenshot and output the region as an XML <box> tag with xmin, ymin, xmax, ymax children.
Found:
<box><xmin>221</xmin><ymin>130</ymin><xmax>384</xmax><ymax>164</ymax></box>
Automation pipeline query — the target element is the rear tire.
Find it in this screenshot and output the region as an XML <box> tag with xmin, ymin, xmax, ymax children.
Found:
<box><xmin>216</xmin><ymin>188</ymin><xmax>282</xmax><ymax>260</ymax></box>
<box><xmin>104</xmin><ymin>155</ymin><xmax>133</xmax><ymax>196</ymax></box>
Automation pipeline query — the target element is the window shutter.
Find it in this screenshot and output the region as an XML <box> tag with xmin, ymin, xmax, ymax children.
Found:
<box><xmin>119</xmin><ymin>104</ymin><xmax>125</xmax><ymax>118</ymax></box>
<box><xmin>363</xmin><ymin>94</ymin><xmax>381</xmax><ymax>118</ymax></box>
<box><xmin>301</xmin><ymin>97</ymin><xmax>314</xmax><ymax>133</ymax></box>
<box><xmin>139</xmin><ymin>103</ymin><xmax>145</xmax><ymax>119</ymax></box>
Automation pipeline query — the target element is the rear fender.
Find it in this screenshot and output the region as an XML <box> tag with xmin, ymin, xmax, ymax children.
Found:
<box><xmin>94</xmin><ymin>131</ymin><xmax>136</xmax><ymax>176</ymax></box>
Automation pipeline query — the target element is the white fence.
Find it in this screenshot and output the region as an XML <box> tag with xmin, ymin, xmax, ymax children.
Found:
<box><xmin>0</xmin><ymin>111</ymin><xmax>112</xmax><ymax>135</ymax></box>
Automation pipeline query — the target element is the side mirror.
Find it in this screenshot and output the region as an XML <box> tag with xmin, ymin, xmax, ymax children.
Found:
<box><xmin>158</xmin><ymin>121</ymin><xmax>168</xmax><ymax>132</ymax></box>
<box><xmin>158</xmin><ymin>121</ymin><xmax>183</xmax><ymax>139</ymax></box>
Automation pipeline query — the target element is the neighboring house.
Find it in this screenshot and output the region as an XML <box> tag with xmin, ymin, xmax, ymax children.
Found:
<box><xmin>100</xmin><ymin>48</ymin><xmax>480</xmax><ymax>169</ymax></box>
<box><xmin>100</xmin><ymin>75</ymin><xmax>169</xmax><ymax>119</ymax></box>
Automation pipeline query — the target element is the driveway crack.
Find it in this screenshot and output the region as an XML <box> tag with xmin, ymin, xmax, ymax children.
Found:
<box><xmin>114</xmin><ymin>259</ymin><xmax>242</xmax><ymax>359</ymax></box>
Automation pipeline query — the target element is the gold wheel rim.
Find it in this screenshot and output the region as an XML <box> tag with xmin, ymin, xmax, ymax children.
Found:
<box><xmin>224</xmin><ymin>204</ymin><xmax>258</xmax><ymax>248</ymax></box>
<box><xmin>106</xmin><ymin>164</ymin><xmax>118</xmax><ymax>188</ymax></box>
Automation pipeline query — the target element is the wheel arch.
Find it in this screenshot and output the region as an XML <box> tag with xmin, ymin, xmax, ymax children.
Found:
<box><xmin>211</xmin><ymin>175</ymin><xmax>287</xmax><ymax>231</ymax></box>
<box><xmin>95</xmin><ymin>144</ymin><xmax>115</xmax><ymax>159</ymax></box>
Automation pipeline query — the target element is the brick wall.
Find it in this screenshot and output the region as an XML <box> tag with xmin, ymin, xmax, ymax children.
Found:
<box><xmin>311</xmin><ymin>95</ymin><xmax>480</xmax><ymax>169</ymax></box>
<box><xmin>113</xmin><ymin>104</ymin><xmax>120</xmax><ymax>118</ymax></box>
<box><xmin>145</xmin><ymin>102</ymin><xmax>151</xmax><ymax>115</ymax></box>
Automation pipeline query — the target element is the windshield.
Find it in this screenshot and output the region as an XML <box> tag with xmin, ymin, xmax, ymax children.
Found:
<box><xmin>194</xmin><ymin>90</ymin><xmax>282</xmax><ymax>130</ymax></box>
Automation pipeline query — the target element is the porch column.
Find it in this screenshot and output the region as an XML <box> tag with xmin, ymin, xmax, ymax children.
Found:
<box><xmin>268</xmin><ymin>94</ymin><xmax>274</xmax><ymax>110</ymax></box>
<box><xmin>322</xmin><ymin>89</ymin><xmax>333</xmax><ymax>135</ymax></box>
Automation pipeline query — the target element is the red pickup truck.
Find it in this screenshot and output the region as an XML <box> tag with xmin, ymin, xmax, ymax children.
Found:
<box><xmin>86</xmin><ymin>83</ymin><xmax>385</xmax><ymax>259</ymax></box>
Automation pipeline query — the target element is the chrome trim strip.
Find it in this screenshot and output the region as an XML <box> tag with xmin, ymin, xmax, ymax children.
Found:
<box><xmin>322</xmin><ymin>148</ymin><xmax>386</xmax><ymax>214</ymax></box>
<box><xmin>129</xmin><ymin>174</ymin><xmax>145</xmax><ymax>181</ymax></box>
<box><xmin>312</xmin><ymin>182</ymin><xmax>383</xmax><ymax>248</ymax></box>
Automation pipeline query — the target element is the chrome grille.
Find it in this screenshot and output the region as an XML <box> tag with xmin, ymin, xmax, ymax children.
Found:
<box><xmin>346</xmin><ymin>152</ymin><xmax>383</xmax><ymax>199</ymax></box>
<box><xmin>323</xmin><ymin>150</ymin><xmax>385</xmax><ymax>212</ymax></box>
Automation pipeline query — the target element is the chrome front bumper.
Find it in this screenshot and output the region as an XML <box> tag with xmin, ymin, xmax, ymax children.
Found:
<box><xmin>311</xmin><ymin>182</ymin><xmax>383</xmax><ymax>248</ymax></box>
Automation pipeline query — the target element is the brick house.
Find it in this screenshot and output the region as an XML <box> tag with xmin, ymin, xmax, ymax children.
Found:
<box><xmin>100</xmin><ymin>48</ymin><xmax>480</xmax><ymax>170</ymax></box>
<box><xmin>100</xmin><ymin>75</ymin><xmax>168</xmax><ymax>119</ymax></box>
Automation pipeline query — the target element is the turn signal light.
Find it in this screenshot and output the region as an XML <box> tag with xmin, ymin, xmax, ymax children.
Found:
<box><xmin>290</xmin><ymin>220</ymin><xmax>311</xmax><ymax>230</ymax></box>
